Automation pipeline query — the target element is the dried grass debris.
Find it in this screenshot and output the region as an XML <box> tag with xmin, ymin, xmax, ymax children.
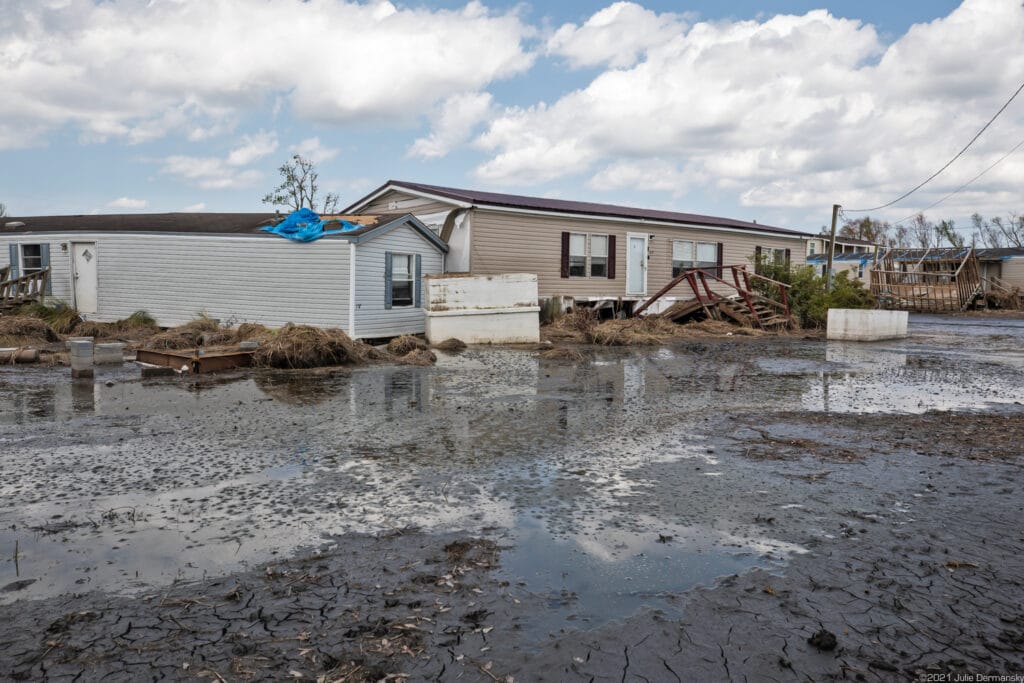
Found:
<box><xmin>433</xmin><ymin>338</ymin><xmax>467</xmax><ymax>352</ymax></box>
<box><xmin>387</xmin><ymin>335</ymin><xmax>428</xmax><ymax>355</ymax></box>
<box><xmin>539</xmin><ymin>347</ymin><xmax>587</xmax><ymax>361</ymax></box>
<box><xmin>0</xmin><ymin>316</ymin><xmax>60</xmax><ymax>346</ymax></box>
<box><xmin>398</xmin><ymin>348</ymin><xmax>437</xmax><ymax>366</ymax></box>
<box><xmin>253</xmin><ymin>324</ymin><xmax>368</xmax><ymax>369</ymax></box>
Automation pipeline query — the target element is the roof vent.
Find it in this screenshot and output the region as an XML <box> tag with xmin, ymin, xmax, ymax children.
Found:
<box><xmin>4</xmin><ymin>221</ymin><xmax>25</xmax><ymax>228</ymax></box>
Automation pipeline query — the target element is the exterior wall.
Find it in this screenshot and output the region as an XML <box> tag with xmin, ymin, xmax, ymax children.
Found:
<box><xmin>1000</xmin><ymin>257</ymin><xmax>1024</xmax><ymax>288</ymax></box>
<box><xmin>1</xmin><ymin>232</ymin><xmax>351</xmax><ymax>328</ymax></box>
<box><xmin>354</xmin><ymin>224</ymin><xmax>445</xmax><ymax>338</ymax></box>
<box><xmin>361</xmin><ymin>189</ymin><xmax>455</xmax><ymax>217</ymax></box>
<box><xmin>468</xmin><ymin>208</ymin><xmax>807</xmax><ymax>300</ymax></box>
<box><xmin>827</xmin><ymin>309</ymin><xmax>908</xmax><ymax>341</ymax></box>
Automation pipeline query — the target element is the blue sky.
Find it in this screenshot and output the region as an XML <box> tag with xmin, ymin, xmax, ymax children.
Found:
<box><xmin>2</xmin><ymin>0</ymin><xmax>1020</xmax><ymax>234</ymax></box>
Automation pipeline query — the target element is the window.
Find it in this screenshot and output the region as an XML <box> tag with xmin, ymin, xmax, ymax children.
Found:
<box><xmin>768</xmin><ymin>247</ymin><xmax>786</xmax><ymax>265</ymax></box>
<box><xmin>672</xmin><ymin>240</ymin><xmax>694</xmax><ymax>277</ymax></box>
<box><xmin>808</xmin><ymin>241</ymin><xmax>816</xmax><ymax>255</ymax></box>
<box><xmin>390</xmin><ymin>253</ymin><xmax>414</xmax><ymax>307</ymax></box>
<box><xmin>568</xmin><ymin>233</ymin><xmax>587</xmax><ymax>277</ymax></box>
<box><xmin>590</xmin><ymin>235</ymin><xmax>608</xmax><ymax>277</ymax></box>
<box><xmin>21</xmin><ymin>244</ymin><xmax>43</xmax><ymax>274</ymax></box>
<box><xmin>695</xmin><ymin>242</ymin><xmax>718</xmax><ymax>269</ymax></box>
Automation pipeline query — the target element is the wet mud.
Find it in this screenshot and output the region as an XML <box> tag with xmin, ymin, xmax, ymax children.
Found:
<box><xmin>1</xmin><ymin>314</ymin><xmax>1023</xmax><ymax>680</ymax></box>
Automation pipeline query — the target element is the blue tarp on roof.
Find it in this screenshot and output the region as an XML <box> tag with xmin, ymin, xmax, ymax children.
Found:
<box><xmin>260</xmin><ymin>208</ymin><xmax>360</xmax><ymax>242</ymax></box>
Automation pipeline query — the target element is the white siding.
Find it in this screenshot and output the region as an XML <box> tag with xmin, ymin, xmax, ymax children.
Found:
<box><xmin>354</xmin><ymin>225</ymin><xmax>445</xmax><ymax>338</ymax></box>
<box><xmin>0</xmin><ymin>236</ymin><xmax>74</xmax><ymax>301</ymax></box>
<box><xmin>0</xmin><ymin>232</ymin><xmax>351</xmax><ymax>328</ymax></box>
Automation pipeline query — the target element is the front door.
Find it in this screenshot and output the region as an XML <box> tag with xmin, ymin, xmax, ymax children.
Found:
<box><xmin>626</xmin><ymin>233</ymin><xmax>647</xmax><ymax>295</ymax></box>
<box><xmin>72</xmin><ymin>242</ymin><xmax>98</xmax><ymax>314</ymax></box>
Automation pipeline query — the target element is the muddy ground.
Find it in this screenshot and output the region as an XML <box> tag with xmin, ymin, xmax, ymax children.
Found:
<box><xmin>1</xmin><ymin>314</ymin><xmax>1023</xmax><ymax>681</ymax></box>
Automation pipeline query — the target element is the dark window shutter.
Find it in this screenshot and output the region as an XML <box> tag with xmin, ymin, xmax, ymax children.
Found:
<box><xmin>8</xmin><ymin>244</ymin><xmax>19</xmax><ymax>279</ymax></box>
<box><xmin>40</xmin><ymin>243</ymin><xmax>52</xmax><ymax>294</ymax></box>
<box><xmin>414</xmin><ymin>254</ymin><xmax>422</xmax><ymax>308</ymax></box>
<box><xmin>384</xmin><ymin>251</ymin><xmax>393</xmax><ymax>310</ymax></box>
<box><xmin>607</xmin><ymin>235</ymin><xmax>616</xmax><ymax>279</ymax></box>
<box><xmin>716</xmin><ymin>242</ymin><xmax>724</xmax><ymax>277</ymax></box>
<box><xmin>754</xmin><ymin>245</ymin><xmax>762</xmax><ymax>274</ymax></box>
<box><xmin>560</xmin><ymin>232</ymin><xmax>570</xmax><ymax>278</ymax></box>
<box><xmin>784</xmin><ymin>248</ymin><xmax>791</xmax><ymax>269</ymax></box>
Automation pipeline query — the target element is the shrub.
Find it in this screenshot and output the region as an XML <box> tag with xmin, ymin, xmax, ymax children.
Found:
<box><xmin>750</xmin><ymin>256</ymin><xmax>874</xmax><ymax>329</ymax></box>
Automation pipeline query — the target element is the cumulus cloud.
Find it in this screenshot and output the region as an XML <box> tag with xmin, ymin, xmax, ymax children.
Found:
<box><xmin>546</xmin><ymin>2</ymin><xmax>690</xmax><ymax>69</ymax></box>
<box><xmin>107</xmin><ymin>197</ymin><xmax>148</xmax><ymax>210</ymax></box>
<box><xmin>476</xmin><ymin>0</ymin><xmax>1024</xmax><ymax>222</ymax></box>
<box><xmin>160</xmin><ymin>132</ymin><xmax>277</xmax><ymax>190</ymax></box>
<box><xmin>409</xmin><ymin>92</ymin><xmax>494</xmax><ymax>159</ymax></box>
<box><xmin>289</xmin><ymin>137</ymin><xmax>339</xmax><ymax>164</ymax></box>
<box><xmin>181</xmin><ymin>202</ymin><xmax>207</xmax><ymax>212</ymax></box>
<box><xmin>0</xmin><ymin>0</ymin><xmax>534</xmax><ymax>148</ymax></box>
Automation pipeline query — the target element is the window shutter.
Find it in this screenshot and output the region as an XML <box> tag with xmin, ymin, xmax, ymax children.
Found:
<box><xmin>716</xmin><ymin>242</ymin><xmax>724</xmax><ymax>277</ymax></box>
<box><xmin>607</xmin><ymin>235</ymin><xmax>616</xmax><ymax>279</ymax></box>
<box><xmin>560</xmin><ymin>232</ymin><xmax>570</xmax><ymax>278</ymax></box>
<box><xmin>40</xmin><ymin>243</ymin><xmax>52</xmax><ymax>294</ymax></box>
<box><xmin>784</xmin><ymin>248</ymin><xmax>791</xmax><ymax>269</ymax></box>
<box><xmin>754</xmin><ymin>245</ymin><xmax>762</xmax><ymax>274</ymax></box>
<box><xmin>414</xmin><ymin>254</ymin><xmax>422</xmax><ymax>308</ymax></box>
<box><xmin>8</xmin><ymin>244</ymin><xmax>19</xmax><ymax>279</ymax></box>
<box><xmin>384</xmin><ymin>251</ymin><xmax>393</xmax><ymax>310</ymax></box>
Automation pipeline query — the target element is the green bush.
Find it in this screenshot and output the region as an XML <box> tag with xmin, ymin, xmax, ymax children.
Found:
<box><xmin>750</xmin><ymin>256</ymin><xmax>874</xmax><ymax>329</ymax></box>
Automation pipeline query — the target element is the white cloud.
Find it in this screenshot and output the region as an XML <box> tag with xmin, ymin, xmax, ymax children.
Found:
<box><xmin>547</xmin><ymin>2</ymin><xmax>691</xmax><ymax>69</ymax></box>
<box><xmin>107</xmin><ymin>197</ymin><xmax>148</xmax><ymax>210</ymax></box>
<box><xmin>225</xmin><ymin>131</ymin><xmax>278</xmax><ymax>167</ymax></box>
<box><xmin>475</xmin><ymin>0</ymin><xmax>1024</xmax><ymax>223</ymax></box>
<box><xmin>409</xmin><ymin>92</ymin><xmax>494</xmax><ymax>159</ymax></box>
<box><xmin>181</xmin><ymin>202</ymin><xmax>207</xmax><ymax>212</ymax></box>
<box><xmin>0</xmin><ymin>0</ymin><xmax>534</xmax><ymax>149</ymax></box>
<box><xmin>159</xmin><ymin>131</ymin><xmax>278</xmax><ymax>190</ymax></box>
<box><xmin>290</xmin><ymin>137</ymin><xmax>339</xmax><ymax>164</ymax></box>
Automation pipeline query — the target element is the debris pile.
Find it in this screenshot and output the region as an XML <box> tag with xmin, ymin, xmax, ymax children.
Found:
<box><xmin>0</xmin><ymin>316</ymin><xmax>61</xmax><ymax>347</ymax></box>
<box><xmin>145</xmin><ymin>315</ymin><xmax>232</xmax><ymax>349</ymax></box>
<box><xmin>433</xmin><ymin>338</ymin><xmax>467</xmax><ymax>352</ymax></box>
<box><xmin>253</xmin><ymin>324</ymin><xmax>371</xmax><ymax>369</ymax></box>
<box><xmin>542</xmin><ymin>308</ymin><xmax>761</xmax><ymax>346</ymax></box>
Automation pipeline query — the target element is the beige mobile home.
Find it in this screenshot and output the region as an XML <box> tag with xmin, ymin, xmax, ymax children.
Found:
<box><xmin>345</xmin><ymin>181</ymin><xmax>812</xmax><ymax>308</ymax></box>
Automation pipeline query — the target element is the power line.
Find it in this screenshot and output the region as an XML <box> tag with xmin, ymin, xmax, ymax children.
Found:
<box><xmin>892</xmin><ymin>135</ymin><xmax>1024</xmax><ymax>225</ymax></box>
<box><xmin>845</xmin><ymin>77</ymin><xmax>1024</xmax><ymax>212</ymax></box>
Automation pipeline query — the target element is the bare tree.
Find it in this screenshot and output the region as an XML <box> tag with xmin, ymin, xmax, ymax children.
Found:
<box><xmin>935</xmin><ymin>219</ymin><xmax>965</xmax><ymax>248</ymax></box>
<box><xmin>262</xmin><ymin>155</ymin><xmax>340</xmax><ymax>214</ymax></box>
<box><xmin>971</xmin><ymin>212</ymin><xmax>1024</xmax><ymax>248</ymax></box>
<box><xmin>908</xmin><ymin>213</ymin><xmax>940</xmax><ymax>249</ymax></box>
<box><xmin>839</xmin><ymin>216</ymin><xmax>892</xmax><ymax>245</ymax></box>
<box><xmin>0</xmin><ymin>203</ymin><xmax>6</xmax><ymax>218</ymax></box>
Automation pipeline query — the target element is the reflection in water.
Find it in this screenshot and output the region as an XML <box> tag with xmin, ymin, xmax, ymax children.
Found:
<box><xmin>3</xmin><ymin>326</ymin><xmax>1024</xmax><ymax>609</ymax></box>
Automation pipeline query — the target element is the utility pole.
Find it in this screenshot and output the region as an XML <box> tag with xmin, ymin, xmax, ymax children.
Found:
<box><xmin>826</xmin><ymin>204</ymin><xmax>840</xmax><ymax>290</ymax></box>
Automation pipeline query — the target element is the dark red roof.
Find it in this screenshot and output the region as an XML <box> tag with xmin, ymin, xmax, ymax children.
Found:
<box><xmin>355</xmin><ymin>180</ymin><xmax>811</xmax><ymax>237</ymax></box>
<box><xmin>1</xmin><ymin>213</ymin><xmax>279</xmax><ymax>234</ymax></box>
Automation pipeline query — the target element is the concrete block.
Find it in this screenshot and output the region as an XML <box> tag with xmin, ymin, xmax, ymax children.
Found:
<box><xmin>66</xmin><ymin>336</ymin><xmax>94</xmax><ymax>350</ymax></box>
<box><xmin>827</xmin><ymin>309</ymin><xmax>908</xmax><ymax>341</ymax></box>
<box><xmin>424</xmin><ymin>273</ymin><xmax>540</xmax><ymax>344</ymax></box>
<box><xmin>69</xmin><ymin>340</ymin><xmax>94</xmax><ymax>357</ymax></box>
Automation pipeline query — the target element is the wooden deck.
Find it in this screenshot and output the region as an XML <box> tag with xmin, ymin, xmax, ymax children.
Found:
<box><xmin>0</xmin><ymin>269</ymin><xmax>50</xmax><ymax>313</ymax></box>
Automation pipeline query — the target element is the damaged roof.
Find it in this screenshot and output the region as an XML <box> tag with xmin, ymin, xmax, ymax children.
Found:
<box><xmin>348</xmin><ymin>180</ymin><xmax>813</xmax><ymax>238</ymax></box>
<box><xmin>1</xmin><ymin>213</ymin><xmax>280</xmax><ymax>234</ymax></box>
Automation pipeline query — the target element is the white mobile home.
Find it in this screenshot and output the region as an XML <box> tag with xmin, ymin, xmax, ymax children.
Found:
<box><xmin>0</xmin><ymin>213</ymin><xmax>447</xmax><ymax>339</ymax></box>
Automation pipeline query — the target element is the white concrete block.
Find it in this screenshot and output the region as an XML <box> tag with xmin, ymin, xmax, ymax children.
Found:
<box><xmin>424</xmin><ymin>273</ymin><xmax>540</xmax><ymax>344</ymax></box>
<box><xmin>426</xmin><ymin>308</ymin><xmax>540</xmax><ymax>344</ymax></box>
<box><xmin>94</xmin><ymin>342</ymin><xmax>125</xmax><ymax>365</ymax></box>
<box><xmin>827</xmin><ymin>309</ymin><xmax>908</xmax><ymax>341</ymax></box>
<box><xmin>69</xmin><ymin>340</ymin><xmax>94</xmax><ymax>357</ymax></box>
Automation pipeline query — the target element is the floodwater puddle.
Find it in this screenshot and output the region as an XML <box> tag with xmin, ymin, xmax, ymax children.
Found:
<box><xmin>2</xmin><ymin>315</ymin><xmax>1023</xmax><ymax>631</ymax></box>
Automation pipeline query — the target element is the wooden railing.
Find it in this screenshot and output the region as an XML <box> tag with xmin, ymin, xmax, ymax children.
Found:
<box><xmin>633</xmin><ymin>264</ymin><xmax>792</xmax><ymax>328</ymax></box>
<box><xmin>0</xmin><ymin>269</ymin><xmax>50</xmax><ymax>311</ymax></box>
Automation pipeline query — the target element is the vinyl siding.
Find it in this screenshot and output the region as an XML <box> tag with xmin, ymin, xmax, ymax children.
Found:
<box><xmin>469</xmin><ymin>209</ymin><xmax>807</xmax><ymax>299</ymax></box>
<box><xmin>0</xmin><ymin>236</ymin><xmax>73</xmax><ymax>301</ymax></box>
<box><xmin>0</xmin><ymin>232</ymin><xmax>350</xmax><ymax>328</ymax></box>
<box><xmin>361</xmin><ymin>189</ymin><xmax>455</xmax><ymax>216</ymax></box>
<box><xmin>354</xmin><ymin>225</ymin><xmax>445</xmax><ymax>338</ymax></box>
<box><xmin>1001</xmin><ymin>256</ymin><xmax>1024</xmax><ymax>289</ymax></box>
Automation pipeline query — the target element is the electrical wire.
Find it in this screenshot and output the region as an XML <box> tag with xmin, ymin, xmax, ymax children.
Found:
<box><xmin>845</xmin><ymin>78</ymin><xmax>1024</xmax><ymax>212</ymax></box>
<box><xmin>892</xmin><ymin>135</ymin><xmax>1024</xmax><ymax>225</ymax></box>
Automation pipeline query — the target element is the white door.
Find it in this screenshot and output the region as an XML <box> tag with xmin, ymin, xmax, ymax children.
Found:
<box><xmin>626</xmin><ymin>233</ymin><xmax>648</xmax><ymax>295</ymax></box>
<box><xmin>72</xmin><ymin>242</ymin><xmax>98</xmax><ymax>314</ymax></box>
